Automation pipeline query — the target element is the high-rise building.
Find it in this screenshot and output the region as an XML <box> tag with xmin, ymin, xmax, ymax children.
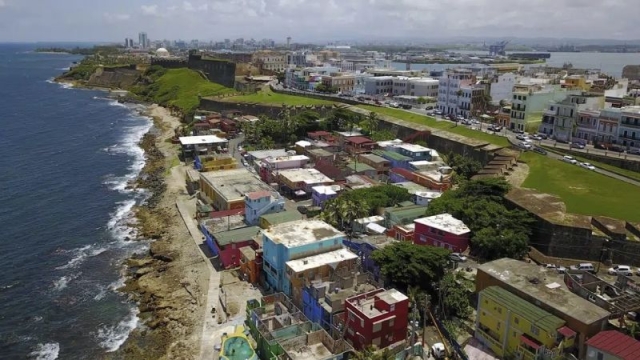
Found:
<box><xmin>138</xmin><ymin>32</ymin><xmax>148</xmax><ymax>49</ymax></box>
<box><xmin>125</xmin><ymin>38</ymin><xmax>129</xmax><ymax>48</ymax></box>
<box><xmin>286</xmin><ymin>36</ymin><xmax>291</xmax><ymax>48</ymax></box>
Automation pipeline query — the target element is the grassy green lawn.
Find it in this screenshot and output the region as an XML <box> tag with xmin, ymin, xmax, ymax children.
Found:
<box><xmin>223</xmin><ymin>87</ymin><xmax>335</xmax><ymax>106</ymax></box>
<box><xmin>358</xmin><ymin>105</ymin><xmax>510</xmax><ymax>147</ymax></box>
<box><xmin>151</xmin><ymin>68</ymin><xmax>236</xmax><ymax>114</ymax></box>
<box><xmin>520</xmin><ymin>152</ymin><xmax>640</xmax><ymax>222</ymax></box>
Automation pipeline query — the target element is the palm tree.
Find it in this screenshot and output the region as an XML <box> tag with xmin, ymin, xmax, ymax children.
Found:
<box><xmin>366</xmin><ymin>112</ymin><xmax>379</xmax><ymax>136</ymax></box>
<box><xmin>338</xmin><ymin>199</ymin><xmax>369</xmax><ymax>232</ymax></box>
<box><xmin>319</xmin><ymin>199</ymin><xmax>340</xmax><ymax>227</ymax></box>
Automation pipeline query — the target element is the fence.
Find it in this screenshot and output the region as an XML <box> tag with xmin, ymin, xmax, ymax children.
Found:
<box><xmin>434</xmin><ymin>318</ymin><xmax>468</xmax><ymax>360</ymax></box>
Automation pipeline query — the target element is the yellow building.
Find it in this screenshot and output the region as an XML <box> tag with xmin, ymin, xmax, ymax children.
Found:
<box><xmin>563</xmin><ymin>75</ymin><xmax>591</xmax><ymax>91</ymax></box>
<box><xmin>476</xmin><ymin>286</ymin><xmax>577</xmax><ymax>360</ymax></box>
<box><xmin>252</xmin><ymin>51</ymin><xmax>287</xmax><ymax>73</ymax></box>
<box><xmin>199</xmin><ymin>156</ymin><xmax>237</xmax><ymax>172</ymax></box>
<box><xmin>321</xmin><ymin>73</ymin><xmax>355</xmax><ymax>93</ymax></box>
<box><xmin>199</xmin><ymin>168</ymin><xmax>273</xmax><ymax>211</ymax></box>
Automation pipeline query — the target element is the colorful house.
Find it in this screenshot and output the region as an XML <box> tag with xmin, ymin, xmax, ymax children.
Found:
<box><xmin>311</xmin><ymin>185</ymin><xmax>341</xmax><ymax>209</ymax></box>
<box><xmin>373</xmin><ymin>149</ymin><xmax>413</xmax><ymax>170</ymax></box>
<box><xmin>344</xmin><ymin>136</ymin><xmax>377</xmax><ymax>155</ymax></box>
<box><xmin>476</xmin><ymin>286</ymin><xmax>578</xmax><ymax>360</ymax></box>
<box><xmin>388</xmin><ymin>143</ymin><xmax>435</xmax><ymax>161</ymax></box>
<box><xmin>261</xmin><ymin>220</ymin><xmax>345</xmax><ymax>294</ymax></box>
<box><xmin>386</xmin><ymin>223</ymin><xmax>415</xmax><ymax>242</ymax></box>
<box><xmin>586</xmin><ymin>330</ymin><xmax>640</xmax><ymax>360</ymax></box>
<box><xmin>199</xmin><ymin>168</ymin><xmax>273</xmax><ymax>211</ymax></box>
<box><xmin>343</xmin><ymin>235</ymin><xmax>398</xmax><ymax>281</ymax></box>
<box><xmin>239</xmin><ymin>246</ymin><xmax>262</xmax><ymax>284</ymax></box>
<box><xmin>244</xmin><ymin>190</ymin><xmax>285</xmax><ymax>226</ymax></box>
<box><xmin>383</xmin><ymin>204</ymin><xmax>428</xmax><ymax>228</ymax></box>
<box><xmin>342</xmin><ymin>288</ymin><xmax>409</xmax><ymax>350</ymax></box>
<box><xmin>413</xmin><ymin>213</ymin><xmax>471</xmax><ymax>252</ymax></box>
<box><xmin>202</xmin><ymin>225</ymin><xmax>262</xmax><ymax>269</ymax></box>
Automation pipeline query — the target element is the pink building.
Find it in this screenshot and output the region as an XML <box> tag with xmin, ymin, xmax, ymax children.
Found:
<box><xmin>413</xmin><ymin>213</ymin><xmax>470</xmax><ymax>252</ymax></box>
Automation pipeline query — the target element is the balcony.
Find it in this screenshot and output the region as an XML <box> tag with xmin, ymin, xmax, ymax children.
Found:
<box><xmin>621</xmin><ymin>120</ymin><xmax>640</xmax><ymax>128</ymax></box>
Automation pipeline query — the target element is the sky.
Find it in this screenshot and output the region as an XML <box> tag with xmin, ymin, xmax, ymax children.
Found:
<box><xmin>0</xmin><ymin>0</ymin><xmax>638</xmax><ymax>43</ymax></box>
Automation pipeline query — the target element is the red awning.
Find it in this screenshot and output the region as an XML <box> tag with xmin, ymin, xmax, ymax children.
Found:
<box><xmin>520</xmin><ymin>335</ymin><xmax>541</xmax><ymax>350</ymax></box>
<box><xmin>557</xmin><ymin>326</ymin><xmax>576</xmax><ymax>338</ymax></box>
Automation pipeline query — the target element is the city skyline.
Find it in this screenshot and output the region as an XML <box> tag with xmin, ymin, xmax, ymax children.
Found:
<box><xmin>0</xmin><ymin>0</ymin><xmax>639</xmax><ymax>42</ymax></box>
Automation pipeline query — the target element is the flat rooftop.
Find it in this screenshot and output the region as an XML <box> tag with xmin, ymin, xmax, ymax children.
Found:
<box><xmin>394</xmin><ymin>143</ymin><xmax>432</xmax><ymax>153</ymax></box>
<box><xmin>282</xmin><ymin>340</ymin><xmax>333</xmax><ymax>360</ymax></box>
<box><xmin>179</xmin><ymin>135</ymin><xmax>228</xmax><ymax>146</ymax></box>
<box><xmin>394</xmin><ymin>181</ymin><xmax>429</xmax><ymax>194</ymax></box>
<box><xmin>263</xmin><ymin>155</ymin><xmax>309</xmax><ymax>163</ymax></box>
<box><xmin>349</xmin><ymin>289</ymin><xmax>408</xmax><ymax>318</ymax></box>
<box><xmin>477</xmin><ymin>258</ymin><xmax>611</xmax><ymax>324</ymax></box>
<box><xmin>359</xmin><ymin>153</ymin><xmax>389</xmax><ymax>164</ymax></box>
<box><xmin>415</xmin><ymin>213</ymin><xmax>470</xmax><ymax>236</ymax></box>
<box><xmin>286</xmin><ymin>248</ymin><xmax>357</xmax><ymax>273</ymax></box>
<box><xmin>201</xmin><ymin>215</ymin><xmax>246</xmax><ymax>234</ymax></box>
<box><xmin>200</xmin><ymin>168</ymin><xmax>273</xmax><ymax>202</ymax></box>
<box><xmin>247</xmin><ymin>148</ymin><xmax>288</xmax><ymax>160</ymax></box>
<box><xmin>263</xmin><ymin>220</ymin><xmax>344</xmax><ymax>248</ymax></box>
<box><xmin>312</xmin><ymin>185</ymin><xmax>341</xmax><ymax>195</ymax></box>
<box><xmin>279</xmin><ymin>168</ymin><xmax>333</xmax><ymax>184</ymax></box>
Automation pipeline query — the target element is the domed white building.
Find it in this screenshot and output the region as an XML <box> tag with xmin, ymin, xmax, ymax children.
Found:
<box><xmin>155</xmin><ymin>48</ymin><xmax>170</xmax><ymax>57</ymax></box>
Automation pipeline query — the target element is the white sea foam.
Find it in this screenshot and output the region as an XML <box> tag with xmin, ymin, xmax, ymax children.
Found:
<box><xmin>109</xmin><ymin>100</ymin><xmax>128</xmax><ymax>108</ymax></box>
<box><xmin>55</xmin><ymin>245</ymin><xmax>108</xmax><ymax>270</ymax></box>
<box><xmin>96</xmin><ymin>307</ymin><xmax>140</xmax><ymax>352</ymax></box>
<box><xmin>58</xmin><ymin>67</ymin><xmax>70</xmax><ymax>71</ymax></box>
<box><xmin>29</xmin><ymin>343</ymin><xmax>60</xmax><ymax>360</ymax></box>
<box><xmin>52</xmin><ymin>272</ymin><xmax>81</xmax><ymax>291</ymax></box>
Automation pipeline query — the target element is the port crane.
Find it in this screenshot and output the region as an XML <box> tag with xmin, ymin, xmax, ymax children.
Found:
<box><xmin>489</xmin><ymin>40</ymin><xmax>509</xmax><ymax>56</ymax></box>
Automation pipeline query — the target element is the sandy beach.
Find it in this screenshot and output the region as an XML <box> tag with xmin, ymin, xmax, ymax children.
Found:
<box><xmin>110</xmin><ymin>105</ymin><xmax>210</xmax><ymax>360</ymax></box>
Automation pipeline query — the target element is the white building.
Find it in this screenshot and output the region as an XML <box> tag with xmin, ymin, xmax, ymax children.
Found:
<box><xmin>364</xmin><ymin>76</ymin><xmax>394</xmax><ymax>96</ymax></box>
<box><xmin>538</xmin><ymin>93</ymin><xmax>604</xmax><ymax>142</ymax></box>
<box><xmin>488</xmin><ymin>73</ymin><xmax>517</xmax><ymax>105</ymax></box>
<box><xmin>436</xmin><ymin>69</ymin><xmax>474</xmax><ymax>116</ymax></box>
<box><xmin>365</xmin><ymin>76</ymin><xmax>438</xmax><ymax>98</ymax></box>
<box><xmin>597</xmin><ymin>108</ymin><xmax>621</xmax><ymax>144</ymax></box>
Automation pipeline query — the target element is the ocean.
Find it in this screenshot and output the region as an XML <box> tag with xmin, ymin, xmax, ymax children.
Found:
<box><xmin>392</xmin><ymin>51</ymin><xmax>640</xmax><ymax>77</ymax></box>
<box><xmin>0</xmin><ymin>44</ymin><xmax>152</xmax><ymax>359</ymax></box>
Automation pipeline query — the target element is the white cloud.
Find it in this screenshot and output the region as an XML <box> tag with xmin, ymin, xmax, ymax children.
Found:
<box><xmin>0</xmin><ymin>0</ymin><xmax>6</xmax><ymax>8</ymax></box>
<box><xmin>183</xmin><ymin>1</ymin><xmax>194</xmax><ymax>11</ymax></box>
<box><xmin>183</xmin><ymin>1</ymin><xmax>208</xmax><ymax>12</ymax></box>
<box><xmin>140</xmin><ymin>4</ymin><xmax>159</xmax><ymax>16</ymax></box>
<box><xmin>103</xmin><ymin>12</ymin><xmax>130</xmax><ymax>22</ymax></box>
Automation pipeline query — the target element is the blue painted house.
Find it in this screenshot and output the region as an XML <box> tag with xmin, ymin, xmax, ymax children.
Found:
<box><xmin>343</xmin><ymin>235</ymin><xmax>398</xmax><ymax>281</ymax></box>
<box><xmin>373</xmin><ymin>149</ymin><xmax>413</xmax><ymax>170</ymax></box>
<box><xmin>244</xmin><ymin>190</ymin><xmax>285</xmax><ymax>226</ymax></box>
<box><xmin>262</xmin><ymin>220</ymin><xmax>345</xmax><ymax>295</ymax></box>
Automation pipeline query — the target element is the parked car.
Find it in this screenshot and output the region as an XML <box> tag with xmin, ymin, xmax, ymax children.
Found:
<box><xmin>608</xmin><ymin>265</ymin><xmax>634</xmax><ymax>276</ymax></box>
<box><xmin>426</xmin><ymin>111</ymin><xmax>435</xmax><ymax>116</ymax></box>
<box><xmin>434</xmin><ymin>109</ymin><xmax>443</xmax><ymax>115</ymax></box>
<box><xmin>389</xmin><ymin>102</ymin><xmax>400</xmax><ymax>108</ymax></box>
<box><xmin>516</xmin><ymin>134</ymin><xmax>528</xmax><ymax>141</ymax></box>
<box><xmin>537</xmin><ymin>133</ymin><xmax>548</xmax><ymax>140</ymax></box>
<box><xmin>580</xmin><ymin>162</ymin><xmax>596</xmax><ymax>171</ymax></box>
<box><xmin>533</xmin><ymin>147</ymin><xmax>547</xmax><ymax>155</ymax></box>
<box><xmin>512</xmin><ymin>128</ymin><xmax>525</xmax><ymax>134</ymax></box>
<box><xmin>628</xmin><ymin>148</ymin><xmax>640</xmax><ymax>155</ymax></box>
<box><xmin>425</xmin><ymin>106</ymin><xmax>434</xmax><ymax>110</ymax></box>
<box><xmin>562</xmin><ymin>155</ymin><xmax>577</xmax><ymax>164</ymax></box>
<box><xmin>450</xmin><ymin>253</ymin><xmax>467</xmax><ymax>262</ymax></box>
<box><xmin>456</xmin><ymin>115</ymin><xmax>466</xmax><ymax>122</ymax></box>
<box><xmin>609</xmin><ymin>145</ymin><xmax>625</xmax><ymax>153</ymax></box>
<box><xmin>570</xmin><ymin>263</ymin><xmax>596</xmax><ymax>273</ymax></box>
<box><xmin>556</xmin><ymin>266</ymin><xmax>567</xmax><ymax>274</ymax></box>
<box><xmin>545</xmin><ymin>263</ymin><xmax>557</xmax><ymax>269</ymax></box>
<box><xmin>518</xmin><ymin>142</ymin><xmax>532</xmax><ymax>150</ymax></box>
<box><xmin>530</xmin><ymin>134</ymin><xmax>542</xmax><ymax>140</ymax></box>
<box><xmin>400</xmin><ymin>104</ymin><xmax>412</xmax><ymax>109</ymax></box>
<box><xmin>570</xmin><ymin>142</ymin><xmax>585</xmax><ymax>149</ymax></box>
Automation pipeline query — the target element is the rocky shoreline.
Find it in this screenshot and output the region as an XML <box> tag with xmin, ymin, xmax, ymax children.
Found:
<box><xmin>107</xmin><ymin>106</ymin><xmax>208</xmax><ymax>360</ymax></box>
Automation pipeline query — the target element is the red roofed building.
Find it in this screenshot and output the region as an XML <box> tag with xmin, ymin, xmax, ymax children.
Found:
<box><xmin>345</xmin><ymin>136</ymin><xmax>377</xmax><ymax>155</ymax></box>
<box><xmin>586</xmin><ymin>330</ymin><xmax>640</xmax><ymax>360</ymax></box>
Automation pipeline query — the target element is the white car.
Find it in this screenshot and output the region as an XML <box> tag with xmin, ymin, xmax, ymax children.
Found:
<box><xmin>562</xmin><ymin>155</ymin><xmax>577</xmax><ymax>164</ymax></box>
<box><xmin>519</xmin><ymin>142</ymin><xmax>532</xmax><ymax>150</ymax></box>
<box><xmin>556</xmin><ymin>266</ymin><xmax>567</xmax><ymax>274</ymax></box>
<box><xmin>516</xmin><ymin>134</ymin><xmax>528</xmax><ymax>141</ymax></box>
<box><xmin>431</xmin><ymin>343</ymin><xmax>446</xmax><ymax>359</ymax></box>
<box><xmin>608</xmin><ymin>265</ymin><xmax>633</xmax><ymax>276</ymax></box>
<box><xmin>580</xmin><ymin>162</ymin><xmax>596</xmax><ymax>171</ymax></box>
<box><xmin>530</xmin><ymin>134</ymin><xmax>542</xmax><ymax>140</ymax></box>
<box><xmin>450</xmin><ymin>253</ymin><xmax>468</xmax><ymax>262</ymax></box>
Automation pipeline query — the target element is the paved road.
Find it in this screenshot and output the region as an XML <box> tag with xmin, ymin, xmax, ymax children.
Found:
<box><xmin>176</xmin><ymin>199</ymin><xmax>221</xmax><ymax>360</ymax></box>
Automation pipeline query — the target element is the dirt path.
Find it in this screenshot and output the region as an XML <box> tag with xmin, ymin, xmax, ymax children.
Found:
<box><xmin>505</xmin><ymin>162</ymin><xmax>530</xmax><ymax>188</ymax></box>
<box><xmin>111</xmin><ymin>105</ymin><xmax>209</xmax><ymax>360</ymax></box>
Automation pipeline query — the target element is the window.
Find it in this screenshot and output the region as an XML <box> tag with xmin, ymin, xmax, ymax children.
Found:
<box><xmin>530</xmin><ymin>325</ymin><xmax>540</xmax><ymax>336</ymax></box>
<box><xmin>597</xmin><ymin>352</ymin><xmax>604</xmax><ymax>360</ymax></box>
<box><xmin>360</xmin><ymin>319</ymin><xmax>364</xmax><ymax>327</ymax></box>
<box><xmin>373</xmin><ymin>323</ymin><xmax>382</xmax><ymax>332</ymax></box>
<box><xmin>389</xmin><ymin>319</ymin><xmax>395</xmax><ymax>326</ymax></box>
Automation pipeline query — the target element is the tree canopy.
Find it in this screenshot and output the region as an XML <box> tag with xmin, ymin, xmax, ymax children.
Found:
<box><xmin>438</xmin><ymin>273</ymin><xmax>472</xmax><ymax>319</ymax></box>
<box><xmin>371</xmin><ymin>242</ymin><xmax>451</xmax><ymax>292</ymax></box>
<box><xmin>319</xmin><ymin>185</ymin><xmax>412</xmax><ymax>231</ymax></box>
<box><xmin>444</xmin><ymin>152</ymin><xmax>482</xmax><ymax>181</ymax></box>
<box><xmin>426</xmin><ymin>178</ymin><xmax>533</xmax><ymax>260</ymax></box>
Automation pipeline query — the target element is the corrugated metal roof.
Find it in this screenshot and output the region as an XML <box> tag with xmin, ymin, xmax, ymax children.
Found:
<box><xmin>586</xmin><ymin>330</ymin><xmax>640</xmax><ymax>359</ymax></box>
<box><xmin>481</xmin><ymin>286</ymin><xmax>565</xmax><ymax>334</ymax></box>
<box><xmin>214</xmin><ymin>226</ymin><xmax>261</xmax><ymax>246</ymax></box>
